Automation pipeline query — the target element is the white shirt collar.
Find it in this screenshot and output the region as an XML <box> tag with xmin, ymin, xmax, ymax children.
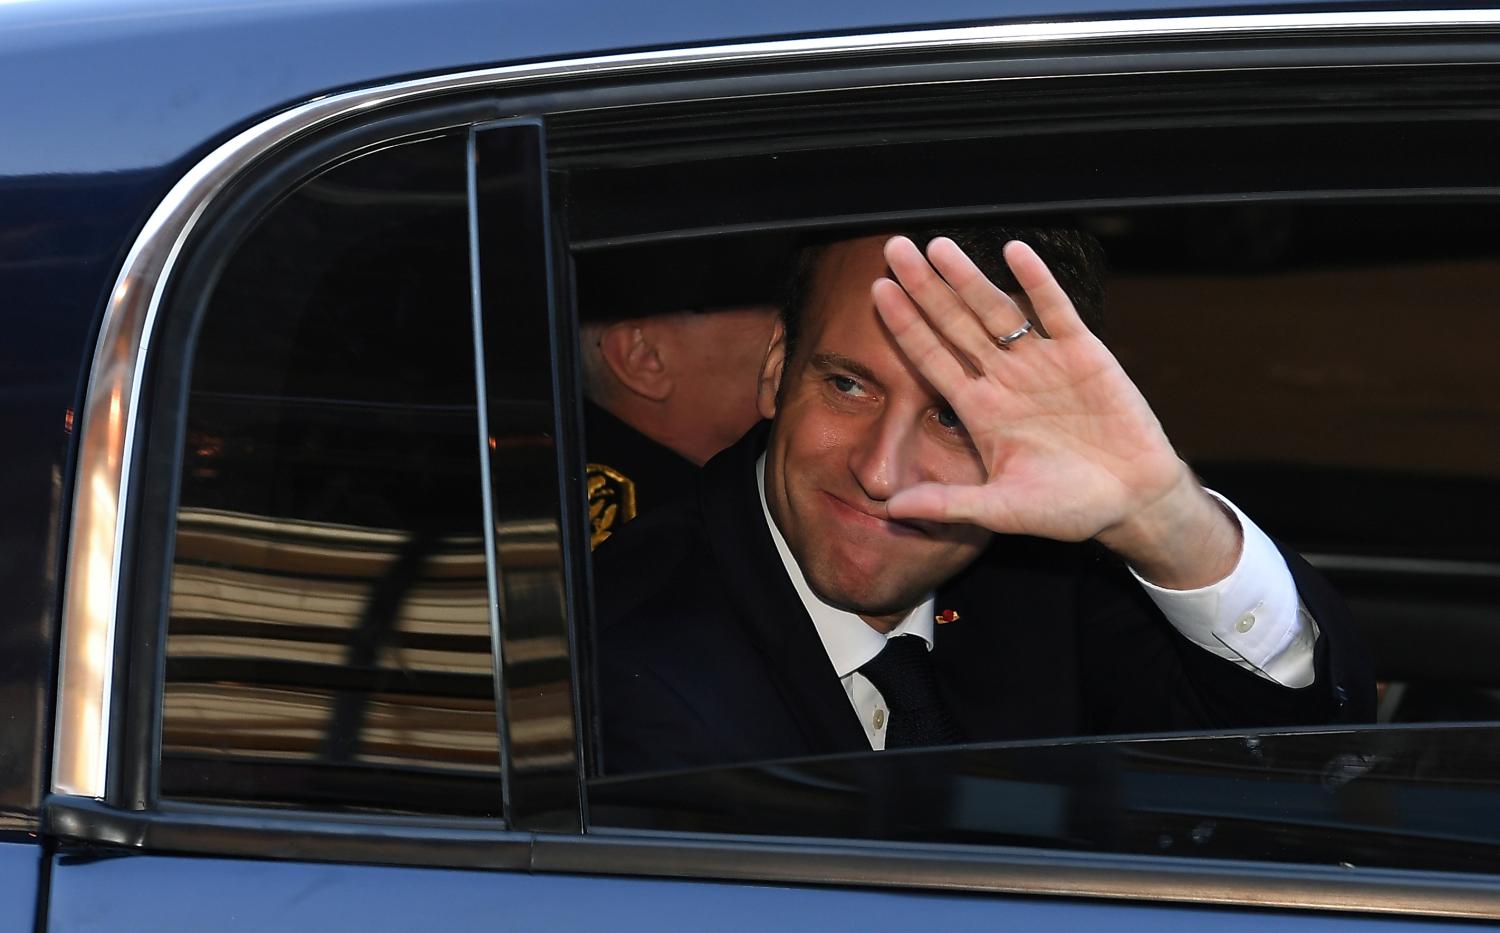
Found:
<box><xmin>756</xmin><ymin>452</ymin><xmax>935</xmax><ymax>678</ymax></box>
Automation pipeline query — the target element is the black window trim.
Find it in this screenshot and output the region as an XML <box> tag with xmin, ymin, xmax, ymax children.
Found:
<box><xmin>469</xmin><ymin>117</ymin><xmax>590</xmax><ymax>831</ymax></box>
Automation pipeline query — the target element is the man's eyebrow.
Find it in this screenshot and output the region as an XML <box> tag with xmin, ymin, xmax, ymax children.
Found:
<box><xmin>809</xmin><ymin>352</ymin><xmax>879</xmax><ymax>385</ymax></box>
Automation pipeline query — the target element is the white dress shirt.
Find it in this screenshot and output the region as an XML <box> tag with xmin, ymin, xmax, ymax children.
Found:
<box><xmin>755</xmin><ymin>454</ymin><xmax>1317</xmax><ymax>751</ymax></box>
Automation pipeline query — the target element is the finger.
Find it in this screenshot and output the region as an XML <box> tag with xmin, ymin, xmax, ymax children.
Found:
<box><xmin>871</xmin><ymin>278</ymin><xmax>973</xmax><ymax>400</ymax></box>
<box><xmin>883</xmin><ymin>236</ymin><xmax>1002</xmax><ymax>365</ymax></box>
<box><xmin>886</xmin><ymin>481</ymin><xmax>997</xmax><ymax>528</ymax></box>
<box><xmin>924</xmin><ymin>237</ymin><xmax>1033</xmax><ymax>342</ymax></box>
<box><xmin>1003</xmin><ymin>240</ymin><xmax>1088</xmax><ymax>340</ymax></box>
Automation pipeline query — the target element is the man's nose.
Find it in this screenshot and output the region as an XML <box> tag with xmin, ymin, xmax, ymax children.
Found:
<box><xmin>848</xmin><ymin>410</ymin><xmax>921</xmax><ymax>502</ymax></box>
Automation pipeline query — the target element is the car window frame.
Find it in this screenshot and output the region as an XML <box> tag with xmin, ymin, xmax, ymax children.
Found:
<box><xmin>43</xmin><ymin>11</ymin><xmax>1500</xmax><ymax>918</ymax></box>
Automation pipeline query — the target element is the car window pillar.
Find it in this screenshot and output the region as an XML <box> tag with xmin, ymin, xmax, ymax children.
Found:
<box><xmin>469</xmin><ymin>119</ymin><xmax>587</xmax><ymax>832</ymax></box>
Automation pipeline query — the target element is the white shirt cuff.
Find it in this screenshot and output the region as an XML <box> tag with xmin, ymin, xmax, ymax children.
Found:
<box><xmin>1129</xmin><ymin>490</ymin><xmax>1318</xmax><ymax>689</ymax></box>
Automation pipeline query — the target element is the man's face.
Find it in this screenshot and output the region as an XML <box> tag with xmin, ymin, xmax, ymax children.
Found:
<box><xmin>758</xmin><ymin>236</ymin><xmax>992</xmax><ymax>627</ymax></box>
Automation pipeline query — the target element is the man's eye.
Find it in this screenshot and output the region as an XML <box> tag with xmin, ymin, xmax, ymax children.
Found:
<box><xmin>936</xmin><ymin>406</ymin><xmax>964</xmax><ymax>431</ymax></box>
<box><xmin>831</xmin><ymin>375</ymin><xmax>859</xmax><ymax>394</ymax></box>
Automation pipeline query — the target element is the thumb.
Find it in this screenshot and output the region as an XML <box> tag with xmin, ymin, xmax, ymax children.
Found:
<box><xmin>886</xmin><ymin>482</ymin><xmax>993</xmax><ymax>526</ymax></box>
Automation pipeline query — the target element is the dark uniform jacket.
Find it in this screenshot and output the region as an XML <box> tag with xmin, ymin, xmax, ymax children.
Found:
<box><xmin>585</xmin><ymin>401</ymin><xmax>701</xmax><ymax>547</ymax></box>
<box><xmin>595</xmin><ymin>425</ymin><xmax>1375</xmax><ymax>776</ymax></box>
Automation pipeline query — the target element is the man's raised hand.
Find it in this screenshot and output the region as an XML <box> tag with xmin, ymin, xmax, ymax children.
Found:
<box><xmin>870</xmin><ymin>235</ymin><xmax>1241</xmax><ymax>589</ymax></box>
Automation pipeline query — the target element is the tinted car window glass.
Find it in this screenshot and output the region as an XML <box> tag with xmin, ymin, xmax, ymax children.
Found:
<box><xmin>158</xmin><ymin>132</ymin><xmax>503</xmax><ymax>816</ymax></box>
<box><xmin>582</xmin><ymin>205</ymin><xmax>1500</xmax><ymax>865</ymax></box>
<box><xmin>562</xmin><ymin>73</ymin><xmax>1500</xmax><ymax>888</ymax></box>
<box><xmin>1101</xmin><ymin>203</ymin><xmax>1500</xmax><ymax>553</ymax></box>
<box><xmin>1095</xmin><ymin>202</ymin><xmax>1500</xmax><ymax>725</ymax></box>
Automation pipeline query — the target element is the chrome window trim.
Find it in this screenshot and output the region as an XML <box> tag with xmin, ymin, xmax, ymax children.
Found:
<box><xmin>44</xmin><ymin>796</ymin><xmax>531</xmax><ymax>869</ymax></box>
<box><xmin>51</xmin><ymin>7</ymin><xmax>1500</xmax><ymax>800</ymax></box>
<box><xmin>534</xmin><ymin>832</ymin><xmax>1500</xmax><ymax>921</ymax></box>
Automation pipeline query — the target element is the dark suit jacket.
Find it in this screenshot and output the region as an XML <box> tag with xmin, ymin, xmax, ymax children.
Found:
<box><xmin>595</xmin><ymin>425</ymin><xmax>1375</xmax><ymax>776</ymax></box>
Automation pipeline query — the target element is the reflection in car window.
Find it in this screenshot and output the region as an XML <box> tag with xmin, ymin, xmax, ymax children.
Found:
<box><xmin>158</xmin><ymin>133</ymin><xmax>503</xmax><ymax>816</ymax></box>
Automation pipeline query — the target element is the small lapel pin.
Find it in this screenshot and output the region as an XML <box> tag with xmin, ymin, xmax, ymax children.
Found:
<box><xmin>936</xmin><ymin>609</ymin><xmax>960</xmax><ymax>624</ymax></box>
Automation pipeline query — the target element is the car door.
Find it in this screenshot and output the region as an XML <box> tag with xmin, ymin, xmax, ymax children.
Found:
<box><xmin>41</xmin><ymin>11</ymin><xmax>1500</xmax><ymax>930</ymax></box>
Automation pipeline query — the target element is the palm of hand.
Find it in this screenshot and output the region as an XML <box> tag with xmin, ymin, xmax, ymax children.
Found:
<box><xmin>873</xmin><ymin>236</ymin><xmax>1190</xmax><ymax>543</ymax></box>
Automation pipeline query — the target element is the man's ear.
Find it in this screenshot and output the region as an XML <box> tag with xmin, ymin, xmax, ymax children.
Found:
<box><xmin>756</xmin><ymin>319</ymin><xmax>787</xmax><ymax>420</ymax></box>
<box><xmin>598</xmin><ymin>320</ymin><xmax>672</xmax><ymax>402</ymax></box>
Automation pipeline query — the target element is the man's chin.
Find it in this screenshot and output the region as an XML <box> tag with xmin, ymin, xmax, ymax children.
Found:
<box><xmin>804</xmin><ymin>571</ymin><xmax>927</xmax><ymax>621</ymax></box>
<box><xmin>798</xmin><ymin>541</ymin><xmax>985</xmax><ymax>620</ymax></box>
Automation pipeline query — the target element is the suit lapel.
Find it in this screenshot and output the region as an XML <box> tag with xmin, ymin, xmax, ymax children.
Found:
<box><xmin>699</xmin><ymin>426</ymin><xmax>870</xmax><ymax>756</ymax></box>
<box><xmin>931</xmin><ymin>537</ymin><xmax>1082</xmax><ymax>742</ymax></box>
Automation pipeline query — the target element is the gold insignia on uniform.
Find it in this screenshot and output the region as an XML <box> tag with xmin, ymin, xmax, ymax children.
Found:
<box><xmin>587</xmin><ymin>462</ymin><xmax>637</xmax><ymax>548</ymax></box>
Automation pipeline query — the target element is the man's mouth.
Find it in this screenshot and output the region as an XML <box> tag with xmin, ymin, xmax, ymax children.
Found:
<box><xmin>822</xmin><ymin>491</ymin><xmax>927</xmax><ymax>537</ymax></box>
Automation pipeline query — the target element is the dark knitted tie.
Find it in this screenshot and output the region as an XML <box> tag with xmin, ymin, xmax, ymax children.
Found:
<box><xmin>858</xmin><ymin>634</ymin><xmax>963</xmax><ymax>748</ymax></box>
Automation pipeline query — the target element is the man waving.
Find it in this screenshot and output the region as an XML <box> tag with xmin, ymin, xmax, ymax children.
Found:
<box><xmin>595</xmin><ymin>226</ymin><xmax>1373</xmax><ymax>775</ymax></box>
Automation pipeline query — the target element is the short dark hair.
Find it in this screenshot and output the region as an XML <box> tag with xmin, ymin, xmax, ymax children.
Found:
<box><xmin>779</xmin><ymin>224</ymin><xmax>1108</xmax><ymax>365</ymax></box>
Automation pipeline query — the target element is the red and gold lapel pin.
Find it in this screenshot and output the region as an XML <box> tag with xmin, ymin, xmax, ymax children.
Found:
<box><xmin>936</xmin><ymin>609</ymin><xmax>960</xmax><ymax>624</ymax></box>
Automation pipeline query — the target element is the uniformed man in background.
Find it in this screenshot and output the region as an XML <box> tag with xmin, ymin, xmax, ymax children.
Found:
<box><xmin>575</xmin><ymin>241</ymin><xmax>786</xmax><ymax>546</ymax></box>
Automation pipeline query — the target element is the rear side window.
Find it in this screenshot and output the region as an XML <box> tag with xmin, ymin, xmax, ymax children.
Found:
<box><xmin>564</xmin><ymin>68</ymin><xmax>1500</xmax><ymax>876</ymax></box>
<box><xmin>158</xmin><ymin>133</ymin><xmax>503</xmax><ymax>816</ymax></box>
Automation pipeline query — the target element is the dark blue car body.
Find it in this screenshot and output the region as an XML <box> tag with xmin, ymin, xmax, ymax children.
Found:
<box><xmin>9</xmin><ymin>1</ymin><xmax>1500</xmax><ymax>929</ymax></box>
